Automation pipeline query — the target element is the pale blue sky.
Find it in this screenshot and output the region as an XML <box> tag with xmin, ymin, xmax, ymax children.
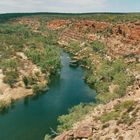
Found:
<box><xmin>0</xmin><ymin>0</ymin><xmax>140</xmax><ymax>13</ymax></box>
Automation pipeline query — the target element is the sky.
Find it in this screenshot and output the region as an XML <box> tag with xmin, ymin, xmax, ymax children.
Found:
<box><xmin>0</xmin><ymin>0</ymin><xmax>140</xmax><ymax>14</ymax></box>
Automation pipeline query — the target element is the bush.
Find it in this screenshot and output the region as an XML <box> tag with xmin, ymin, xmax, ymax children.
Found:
<box><xmin>23</xmin><ymin>76</ymin><xmax>30</xmax><ymax>87</ymax></box>
<box><xmin>85</xmin><ymin>57</ymin><xmax>135</xmax><ymax>102</ymax></box>
<box><xmin>112</xmin><ymin>59</ymin><xmax>126</xmax><ymax>73</ymax></box>
<box><xmin>57</xmin><ymin>103</ymin><xmax>96</xmax><ymax>132</ymax></box>
<box><xmin>0</xmin><ymin>100</ymin><xmax>9</xmax><ymax>111</ymax></box>
<box><xmin>91</xmin><ymin>40</ymin><xmax>106</xmax><ymax>54</ymax></box>
<box><xmin>67</xmin><ymin>42</ymin><xmax>81</xmax><ymax>54</ymax></box>
<box><xmin>113</xmin><ymin>72</ymin><xmax>134</xmax><ymax>97</ymax></box>
<box><xmin>114</xmin><ymin>100</ymin><xmax>135</xmax><ymax>112</ymax></box>
<box><xmin>44</xmin><ymin>134</ymin><xmax>52</xmax><ymax>140</ymax></box>
<box><xmin>1</xmin><ymin>59</ymin><xmax>18</xmax><ymax>71</ymax></box>
<box><xmin>25</xmin><ymin>45</ymin><xmax>61</xmax><ymax>74</ymax></box>
<box><xmin>32</xmin><ymin>84</ymin><xmax>46</xmax><ymax>94</ymax></box>
<box><xmin>3</xmin><ymin>70</ymin><xmax>18</xmax><ymax>87</ymax></box>
<box><xmin>45</xmin><ymin>30</ymin><xmax>58</xmax><ymax>45</ymax></box>
<box><xmin>99</xmin><ymin>111</ymin><xmax>119</xmax><ymax>123</ymax></box>
<box><xmin>98</xmin><ymin>100</ymin><xmax>136</xmax><ymax>124</ymax></box>
<box><xmin>96</xmin><ymin>92</ymin><xmax>119</xmax><ymax>103</ymax></box>
<box><xmin>119</xmin><ymin>112</ymin><xmax>135</xmax><ymax>126</ymax></box>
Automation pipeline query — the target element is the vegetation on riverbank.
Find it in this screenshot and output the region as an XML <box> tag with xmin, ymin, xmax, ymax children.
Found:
<box><xmin>0</xmin><ymin>100</ymin><xmax>10</xmax><ymax>112</ymax></box>
<box><xmin>0</xmin><ymin>23</ymin><xmax>61</xmax><ymax>86</ymax></box>
<box><xmin>0</xmin><ymin>13</ymin><xmax>140</xmax><ymax>140</ymax></box>
<box><xmin>0</xmin><ymin>17</ymin><xmax>61</xmax><ymax>111</ymax></box>
<box><xmin>60</xmin><ymin>40</ymin><xmax>135</xmax><ymax>103</ymax></box>
<box><xmin>57</xmin><ymin>103</ymin><xmax>96</xmax><ymax>132</ymax></box>
<box><xmin>55</xmin><ymin>13</ymin><xmax>140</xmax><ymax>137</ymax></box>
<box><xmin>55</xmin><ymin>40</ymin><xmax>135</xmax><ymax>134</ymax></box>
<box><xmin>85</xmin><ymin>57</ymin><xmax>135</xmax><ymax>103</ymax></box>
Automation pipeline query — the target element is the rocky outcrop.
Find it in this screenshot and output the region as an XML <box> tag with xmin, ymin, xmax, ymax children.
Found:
<box><xmin>112</xmin><ymin>21</ymin><xmax>140</xmax><ymax>43</ymax></box>
<box><xmin>0</xmin><ymin>51</ymin><xmax>48</xmax><ymax>109</ymax></box>
<box><xmin>54</xmin><ymin>88</ymin><xmax>140</xmax><ymax>140</ymax></box>
<box><xmin>16</xmin><ymin>17</ymin><xmax>40</xmax><ymax>32</ymax></box>
<box><xmin>73</xmin><ymin>124</ymin><xmax>93</xmax><ymax>138</ymax></box>
<box><xmin>47</xmin><ymin>20</ymin><xmax>71</xmax><ymax>30</ymax></box>
<box><xmin>58</xmin><ymin>19</ymin><xmax>140</xmax><ymax>59</ymax></box>
<box><xmin>55</xmin><ymin>19</ymin><xmax>140</xmax><ymax>140</ymax></box>
<box><xmin>58</xmin><ymin>20</ymin><xmax>110</xmax><ymax>45</ymax></box>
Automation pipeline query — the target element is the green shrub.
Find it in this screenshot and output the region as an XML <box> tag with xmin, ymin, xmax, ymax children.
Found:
<box><xmin>25</xmin><ymin>45</ymin><xmax>61</xmax><ymax>74</ymax></box>
<box><xmin>96</xmin><ymin>92</ymin><xmax>119</xmax><ymax>103</ymax></box>
<box><xmin>45</xmin><ymin>30</ymin><xmax>58</xmax><ymax>45</ymax></box>
<box><xmin>114</xmin><ymin>100</ymin><xmax>135</xmax><ymax>112</ymax></box>
<box><xmin>112</xmin><ymin>59</ymin><xmax>126</xmax><ymax>73</ymax></box>
<box><xmin>85</xmin><ymin>57</ymin><xmax>135</xmax><ymax>102</ymax></box>
<box><xmin>44</xmin><ymin>134</ymin><xmax>52</xmax><ymax>140</ymax></box>
<box><xmin>32</xmin><ymin>84</ymin><xmax>46</xmax><ymax>94</ymax></box>
<box><xmin>23</xmin><ymin>76</ymin><xmax>30</xmax><ymax>87</ymax></box>
<box><xmin>136</xmin><ymin>63</ymin><xmax>140</xmax><ymax>71</ymax></box>
<box><xmin>57</xmin><ymin>103</ymin><xmax>96</xmax><ymax>132</ymax></box>
<box><xmin>119</xmin><ymin>112</ymin><xmax>135</xmax><ymax>126</ymax></box>
<box><xmin>98</xmin><ymin>100</ymin><xmax>136</xmax><ymax>124</ymax></box>
<box><xmin>0</xmin><ymin>100</ymin><xmax>9</xmax><ymax>111</ymax></box>
<box><xmin>99</xmin><ymin>111</ymin><xmax>119</xmax><ymax>123</ymax></box>
<box><xmin>67</xmin><ymin>42</ymin><xmax>81</xmax><ymax>54</ymax></box>
<box><xmin>102</xmin><ymin>123</ymin><xmax>110</xmax><ymax>129</ymax></box>
<box><xmin>1</xmin><ymin>59</ymin><xmax>18</xmax><ymax>71</ymax></box>
<box><xmin>91</xmin><ymin>40</ymin><xmax>106</xmax><ymax>54</ymax></box>
<box><xmin>3</xmin><ymin>70</ymin><xmax>18</xmax><ymax>87</ymax></box>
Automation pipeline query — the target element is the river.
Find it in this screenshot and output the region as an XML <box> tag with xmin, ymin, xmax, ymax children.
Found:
<box><xmin>0</xmin><ymin>51</ymin><xmax>96</xmax><ymax>140</ymax></box>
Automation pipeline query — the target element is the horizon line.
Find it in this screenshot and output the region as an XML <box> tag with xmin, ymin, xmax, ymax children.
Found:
<box><xmin>0</xmin><ymin>11</ymin><xmax>140</xmax><ymax>15</ymax></box>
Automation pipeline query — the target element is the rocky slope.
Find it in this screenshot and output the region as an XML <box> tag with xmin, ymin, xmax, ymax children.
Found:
<box><xmin>54</xmin><ymin>90</ymin><xmax>140</xmax><ymax>140</ymax></box>
<box><xmin>48</xmin><ymin>18</ymin><xmax>140</xmax><ymax>140</ymax></box>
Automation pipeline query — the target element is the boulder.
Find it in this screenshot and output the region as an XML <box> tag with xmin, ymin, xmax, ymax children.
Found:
<box><xmin>74</xmin><ymin>125</ymin><xmax>93</xmax><ymax>138</ymax></box>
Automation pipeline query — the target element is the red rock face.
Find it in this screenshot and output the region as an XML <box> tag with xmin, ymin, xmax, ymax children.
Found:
<box><xmin>73</xmin><ymin>20</ymin><xmax>110</xmax><ymax>32</ymax></box>
<box><xmin>94</xmin><ymin>22</ymin><xmax>110</xmax><ymax>31</ymax></box>
<box><xmin>59</xmin><ymin>28</ymin><xmax>84</xmax><ymax>44</ymax></box>
<box><xmin>57</xmin><ymin>19</ymin><xmax>140</xmax><ymax>57</ymax></box>
<box><xmin>47</xmin><ymin>20</ymin><xmax>71</xmax><ymax>30</ymax></box>
<box><xmin>129</xmin><ymin>26</ymin><xmax>140</xmax><ymax>41</ymax></box>
<box><xmin>112</xmin><ymin>22</ymin><xmax>140</xmax><ymax>42</ymax></box>
<box><xmin>87</xmin><ymin>33</ymin><xmax>97</xmax><ymax>41</ymax></box>
<box><xmin>112</xmin><ymin>24</ymin><xmax>130</xmax><ymax>37</ymax></box>
<box><xmin>59</xmin><ymin>20</ymin><xmax>110</xmax><ymax>44</ymax></box>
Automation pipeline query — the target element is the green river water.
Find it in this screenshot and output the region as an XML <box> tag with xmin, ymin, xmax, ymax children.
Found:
<box><xmin>0</xmin><ymin>51</ymin><xmax>96</xmax><ymax>140</ymax></box>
